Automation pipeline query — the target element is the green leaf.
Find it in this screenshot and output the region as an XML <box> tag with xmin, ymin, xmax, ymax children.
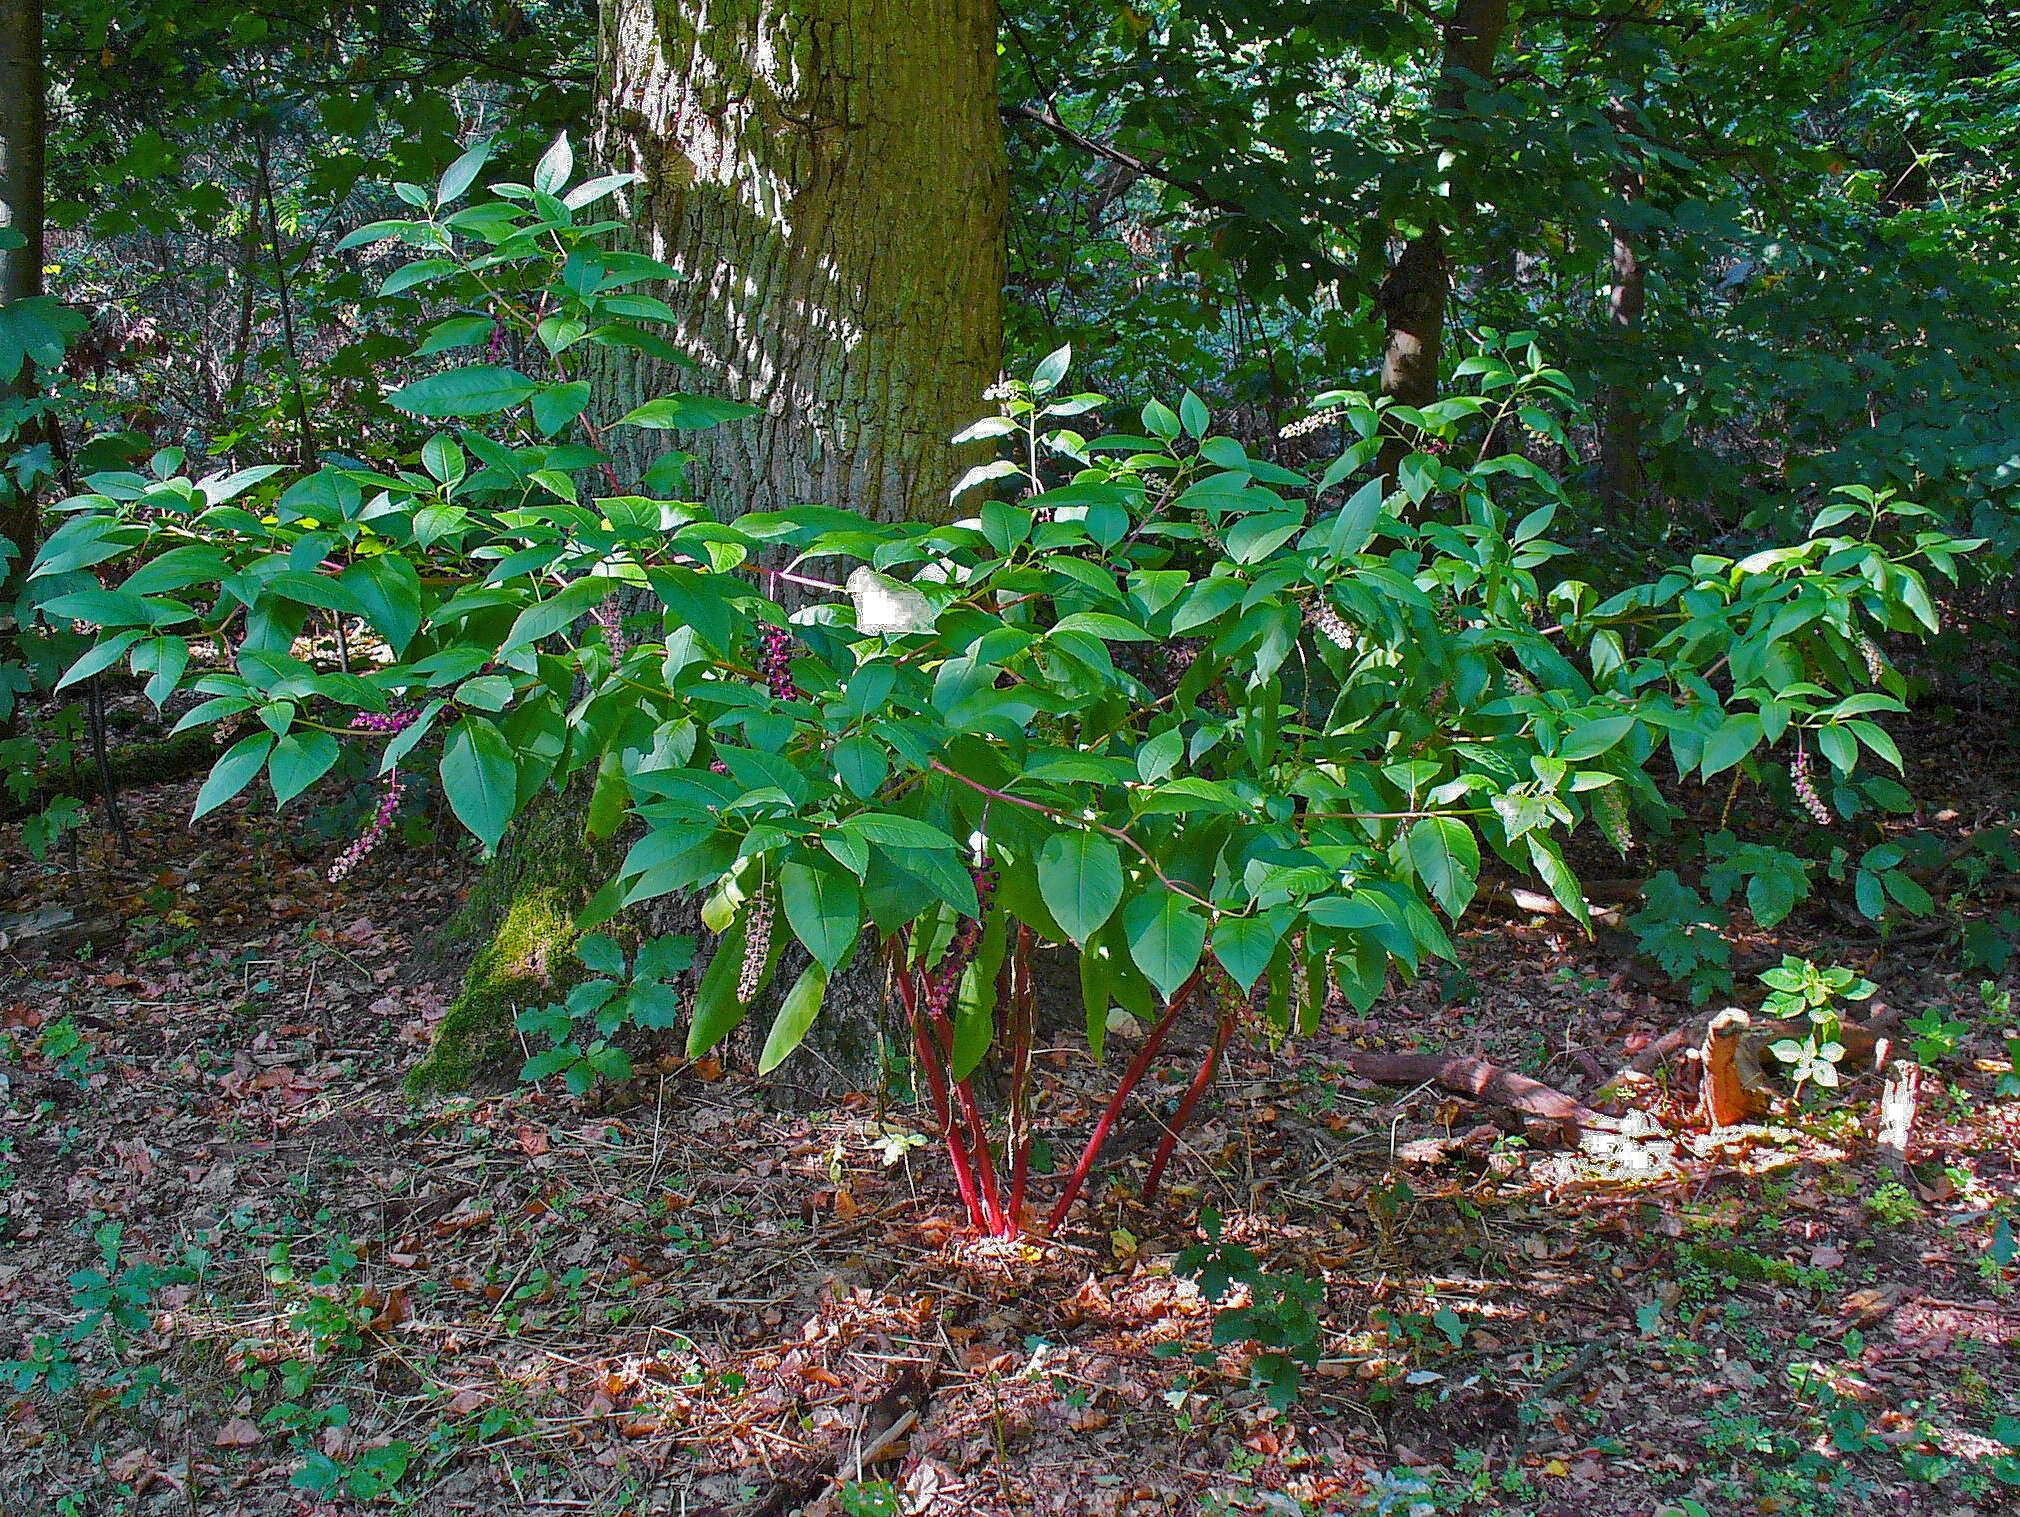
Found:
<box><xmin>615</xmin><ymin>395</ymin><xmax>761</xmax><ymax>430</ymax></box>
<box><xmin>576</xmin><ymin>933</ymin><xmax>626</xmax><ymax>976</ymax></box>
<box><xmin>440</xmin><ymin>717</ymin><xmax>517</xmax><ymax>849</ymax></box>
<box><xmin>1845</xmin><ymin>719</ymin><xmax>1903</xmax><ymax>773</ymax></box>
<box><xmin>268</xmin><ymin>732</ymin><xmax>339</xmax><ymax>807</ymax></box>
<box><xmin>1211</xmin><ymin>914</ymin><xmax>1282</xmax><ymax>993</ymax></box>
<box><xmin>1124</xmin><ymin>889</ymin><xmax>1206</xmax><ymax>1001</ymax></box>
<box><xmin>1037</xmin><ymin>831</ymin><xmax>1125</xmax><ymax>945</ymax></box>
<box><xmin>1559</xmin><ymin>715</ymin><xmax>1635</xmax><ymax>762</ymax></box>
<box><xmin>388</xmin><ymin>366</ymin><xmax>537</xmax><ymax>418</ymax></box>
<box><xmin>1326</xmin><ymin>478</ymin><xmax>1384</xmax><ymax>557</ymax></box>
<box><xmin>1700</xmin><ymin>712</ymin><xmax>1763</xmax><ymax>779</ymax></box>
<box><xmin>530</xmin><ymin>381</ymin><xmax>592</xmax><ymax>437</ymax></box>
<box><xmin>687</xmin><ymin>915</ymin><xmax>754</xmax><ymax>1056</ymax></box>
<box><xmin>780</xmin><ymin>861</ymin><xmax>860</xmax><ymax>972</ymax></box>
<box><xmin>758</xmin><ymin>960</ymin><xmax>829</xmax><ymax>1075</ymax></box>
<box><xmin>435</xmin><ymin>137</ymin><xmax>492</xmax><ymax>205</ymax></box>
<box><xmin>339</xmin><ymin>556</ymin><xmax>423</xmax><ymax>655</ymax></box>
<box><xmin>194</xmin><ymin>733</ymin><xmax>274</xmax><ymax>818</ymax></box>
<box><xmin>1405</xmin><ymin>817</ymin><xmax>1480</xmax><ymax>919</ymax></box>
<box><xmin>501</xmin><ymin>577</ymin><xmax>610</xmax><ymax>655</ymax></box>
<box><xmin>1032</xmin><ymin>343</ymin><xmax>1072</xmax><ymax>393</ymax></box>
<box><xmin>533</xmin><ymin>132</ymin><xmax>574</xmax><ymax>195</ymax></box>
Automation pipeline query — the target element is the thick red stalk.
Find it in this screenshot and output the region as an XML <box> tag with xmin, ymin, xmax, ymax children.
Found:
<box><xmin>923</xmin><ymin>995</ymin><xmax>1007</xmax><ymax>1235</ymax></box>
<box><xmin>1141</xmin><ymin>989</ymin><xmax>1238</xmax><ymax>1203</ymax></box>
<box><xmin>899</xmin><ymin>963</ymin><xmax>986</xmax><ymax>1230</ymax></box>
<box><xmin>1004</xmin><ymin>927</ymin><xmax>1036</xmax><ymax>1226</ymax></box>
<box><xmin>1044</xmin><ymin>971</ymin><xmax>1203</xmax><ymax>1235</ymax></box>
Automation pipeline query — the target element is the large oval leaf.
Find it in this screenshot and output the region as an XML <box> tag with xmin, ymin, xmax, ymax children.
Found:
<box><xmin>1037</xmin><ymin>831</ymin><xmax>1124</xmax><ymax>945</ymax></box>
<box><xmin>388</xmin><ymin>365</ymin><xmax>537</xmax><ymax>418</ymax></box>
<box><xmin>1123</xmin><ymin>888</ymin><xmax>1206</xmax><ymax>1001</ymax></box>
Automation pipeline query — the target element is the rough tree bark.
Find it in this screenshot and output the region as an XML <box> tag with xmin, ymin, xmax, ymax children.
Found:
<box><xmin>594</xmin><ymin>0</ymin><xmax>1006</xmax><ymax>525</ymax></box>
<box><xmin>0</xmin><ymin>0</ymin><xmax>47</xmax><ymax>606</ymax></box>
<box><xmin>415</xmin><ymin>0</ymin><xmax>1008</xmax><ymax>1097</ymax></box>
<box><xmin>1377</xmin><ymin>0</ymin><xmax>1509</xmax><ymax>466</ymax></box>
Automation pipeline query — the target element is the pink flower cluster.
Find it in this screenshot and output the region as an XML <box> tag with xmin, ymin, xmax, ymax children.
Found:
<box><xmin>330</xmin><ymin>708</ymin><xmax>418</xmax><ymax>882</ymax></box>
<box><xmin>757</xmin><ymin>624</ymin><xmax>796</xmax><ymax>701</ymax></box>
<box><xmin>921</xmin><ymin>862</ymin><xmax>999</xmax><ymax>1022</ymax></box>
<box><xmin>330</xmin><ymin>775</ymin><xmax>405</xmax><ymax>882</ymax></box>
<box><xmin>349</xmin><ymin>708</ymin><xmax>417</xmax><ymax>734</ymax></box>
<box><xmin>1791</xmin><ymin>745</ymin><xmax>1832</xmax><ymax>827</ymax></box>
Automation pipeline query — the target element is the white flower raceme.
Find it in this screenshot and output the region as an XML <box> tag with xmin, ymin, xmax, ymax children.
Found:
<box><xmin>1791</xmin><ymin>746</ymin><xmax>1833</xmax><ymax>826</ymax></box>
<box><xmin>1304</xmin><ymin>596</ymin><xmax>1355</xmax><ymax>652</ymax></box>
<box><xmin>738</xmin><ymin>897</ymin><xmax>774</xmax><ymax>1003</ymax></box>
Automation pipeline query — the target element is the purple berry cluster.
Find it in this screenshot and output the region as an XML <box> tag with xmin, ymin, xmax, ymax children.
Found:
<box><xmin>330</xmin><ymin>775</ymin><xmax>404</xmax><ymax>882</ymax></box>
<box><xmin>757</xmin><ymin>624</ymin><xmax>795</xmax><ymax>701</ymax></box>
<box><xmin>348</xmin><ymin>707</ymin><xmax>417</xmax><ymax>735</ymax></box>
<box><xmin>594</xmin><ymin>601</ymin><xmax>628</xmax><ymax>660</ymax></box>
<box><xmin>1791</xmin><ymin>745</ymin><xmax>1833</xmax><ymax>826</ymax></box>
<box><xmin>921</xmin><ymin>862</ymin><xmax>998</xmax><ymax>1021</ymax></box>
<box><xmin>486</xmin><ymin>318</ymin><xmax>506</xmax><ymax>364</ymax></box>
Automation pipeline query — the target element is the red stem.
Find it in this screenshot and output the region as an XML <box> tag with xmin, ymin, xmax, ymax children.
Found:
<box><xmin>1004</xmin><ymin>928</ymin><xmax>1036</xmax><ymax>1226</ymax></box>
<box><xmin>956</xmin><ymin>1077</ymin><xmax>1007</xmax><ymax>1235</ymax></box>
<box><xmin>899</xmin><ymin>964</ymin><xmax>986</xmax><ymax>1230</ymax></box>
<box><xmin>923</xmin><ymin>993</ymin><xmax>1007</xmax><ymax>1236</ymax></box>
<box><xmin>1141</xmin><ymin>989</ymin><xmax>1237</xmax><ymax>1203</ymax></box>
<box><xmin>1044</xmin><ymin>971</ymin><xmax>1203</xmax><ymax>1236</ymax></box>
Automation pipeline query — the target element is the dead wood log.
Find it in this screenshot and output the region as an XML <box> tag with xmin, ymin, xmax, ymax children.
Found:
<box><xmin>0</xmin><ymin>904</ymin><xmax>124</xmax><ymax>955</ymax></box>
<box><xmin>1342</xmin><ymin>1051</ymin><xmax>1615</xmax><ymax>1137</ymax></box>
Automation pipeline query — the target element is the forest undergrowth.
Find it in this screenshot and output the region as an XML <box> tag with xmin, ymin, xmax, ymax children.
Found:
<box><xmin>2</xmin><ymin>691</ymin><xmax>2015</xmax><ymax>1517</ymax></box>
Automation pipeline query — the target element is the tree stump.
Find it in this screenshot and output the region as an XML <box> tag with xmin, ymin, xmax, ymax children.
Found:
<box><xmin>1699</xmin><ymin>1007</ymin><xmax>1768</xmax><ymax>1129</ymax></box>
<box><xmin>1877</xmin><ymin>1060</ymin><xmax>1922</xmax><ymax>1175</ymax></box>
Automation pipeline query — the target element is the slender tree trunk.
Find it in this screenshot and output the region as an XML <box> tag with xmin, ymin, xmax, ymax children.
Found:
<box><xmin>594</xmin><ymin>0</ymin><xmax>1006</xmax><ymax>525</ymax></box>
<box><xmin>1</xmin><ymin>0</ymin><xmax>47</xmax><ymax>605</ymax></box>
<box><xmin>1598</xmin><ymin>85</ymin><xmax>1647</xmax><ymax>513</ymax></box>
<box><xmin>1377</xmin><ymin>0</ymin><xmax>1509</xmax><ymax>452</ymax></box>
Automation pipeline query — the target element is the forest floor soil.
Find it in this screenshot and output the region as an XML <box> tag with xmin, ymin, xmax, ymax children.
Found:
<box><xmin>2</xmin><ymin>702</ymin><xmax>2016</xmax><ymax>1516</ymax></box>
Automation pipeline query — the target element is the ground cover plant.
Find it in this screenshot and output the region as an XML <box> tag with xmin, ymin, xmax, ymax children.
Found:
<box><xmin>3</xmin><ymin>0</ymin><xmax>2018</xmax><ymax>1513</ymax></box>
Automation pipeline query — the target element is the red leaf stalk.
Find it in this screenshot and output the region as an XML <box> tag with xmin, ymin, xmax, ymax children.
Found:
<box><xmin>1044</xmin><ymin>970</ymin><xmax>1203</xmax><ymax>1235</ymax></box>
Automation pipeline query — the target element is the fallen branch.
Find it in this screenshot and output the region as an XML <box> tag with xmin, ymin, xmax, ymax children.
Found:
<box><xmin>1341</xmin><ymin>1051</ymin><xmax>1615</xmax><ymax>1135</ymax></box>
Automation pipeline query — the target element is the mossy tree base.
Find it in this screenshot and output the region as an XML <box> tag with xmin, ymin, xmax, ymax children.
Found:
<box><xmin>406</xmin><ymin>790</ymin><xmax>615</xmax><ymax>1095</ymax></box>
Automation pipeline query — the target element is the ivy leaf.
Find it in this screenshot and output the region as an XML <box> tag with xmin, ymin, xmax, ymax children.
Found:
<box><xmin>1037</xmin><ymin>831</ymin><xmax>1124</xmax><ymax>945</ymax></box>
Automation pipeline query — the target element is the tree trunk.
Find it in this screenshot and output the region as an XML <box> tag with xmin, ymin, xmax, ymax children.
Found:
<box><xmin>1376</xmin><ymin>0</ymin><xmax>1509</xmax><ymax>456</ymax></box>
<box><xmin>0</xmin><ymin>0</ymin><xmax>46</xmax><ymax>606</ymax></box>
<box><xmin>594</xmin><ymin>0</ymin><xmax>1006</xmax><ymax>526</ymax></box>
<box><xmin>421</xmin><ymin>0</ymin><xmax>1008</xmax><ymax>1100</ymax></box>
<box><xmin>1597</xmin><ymin>83</ymin><xmax>1646</xmax><ymax>514</ymax></box>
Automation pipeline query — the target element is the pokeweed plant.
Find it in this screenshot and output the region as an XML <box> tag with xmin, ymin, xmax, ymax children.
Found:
<box><xmin>28</xmin><ymin>141</ymin><xmax>1973</xmax><ymax>1238</ymax></box>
